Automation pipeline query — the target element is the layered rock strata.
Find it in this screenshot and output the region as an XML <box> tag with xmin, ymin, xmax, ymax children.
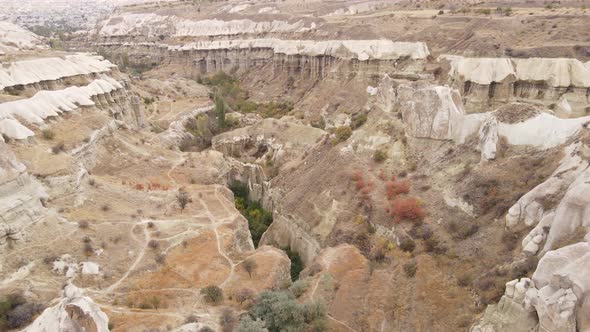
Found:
<box><xmin>442</xmin><ymin>56</ymin><xmax>590</xmax><ymax>117</ymax></box>
<box><xmin>0</xmin><ymin>76</ymin><xmax>138</xmax><ymax>140</ymax></box>
<box><xmin>94</xmin><ymin>39</ymin><xmax>430</xmax><ymax>79</ymax></box>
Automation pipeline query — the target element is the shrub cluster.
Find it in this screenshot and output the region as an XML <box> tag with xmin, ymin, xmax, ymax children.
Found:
<box><xmin>403</xmin><ymin>260</ymin><xmax>417</xmax><ymax>278</ymax></box>
<box><xmin>333</xmin><ymin>126</ymin><xmax>352</xmax><ymax>144</ymax></box>
<box><xmin>0</xmin><ymin>294</ymin><xmax>43</xmax><ymax>330</ymax></box>
<box><xmin>201</xmin><ymin>285</ymin><xmax>224</xmax><ymax>305</ymax></box>
<box><xmin>373</xmin><ymin>149</ymin><xmax>388</xmax><ymax>163</ymax></box>
<box><xmin>385</xmin><ymin>177</ymin><xmax>410</xmax><ymax>200</ymax></box>
<box><xmin>230</xmin><ymin>181</ymin><xmax>273</xmax><ymax>247</ymax></box>
<box><xmin>202</xmin><ymin>71</ymin><xmax>292</xmax><ymax>119</ymax></box>
<box><xmin>351</xmin><ymin>170</ymin><xmax>374</xmax><ymax>203</ymax></box>
<box><xmin>41</xmin><ymin>129</ymin><xmax>55</xmax><ymax>140</ymax></box>
<box><xmin>238</xmin><ymin>290</ymin><xmax>326</xmax><ymax>332</ymax></box>
<box><xmin>390</xmin><ymin>198</ymin><xmax>425</xmax><ymax>224</ymax></box>
<box><xmin>283</xmin><ymin>247</ymin><xmax>303</xmax><ymax>281</ymax></box>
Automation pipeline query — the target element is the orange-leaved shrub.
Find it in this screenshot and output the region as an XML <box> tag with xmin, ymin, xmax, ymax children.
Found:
<box><xmin>386</xmin><ymin>178</ymin><xmax>410</xmax><ymax>200</ymax></box>
<box><xmin>390</xmin><ymin>197</ymin><xmax>425</xmax><ymax>223</ymax></box>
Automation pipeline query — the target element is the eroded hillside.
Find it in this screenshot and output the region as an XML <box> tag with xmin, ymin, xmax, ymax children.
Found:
<box><xmin>1</xmin><ymin>1</ymin><xmax>590</xmax><ymax>332</ymax></box>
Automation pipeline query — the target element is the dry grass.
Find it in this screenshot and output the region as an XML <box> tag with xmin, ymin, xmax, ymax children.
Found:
<box><xmin>553</xmin><ymin>226</ymin><xmax>588</xmax><ymax>249</ymax></box>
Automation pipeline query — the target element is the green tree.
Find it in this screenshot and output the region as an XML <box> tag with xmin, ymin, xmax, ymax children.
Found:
<box><xmin>215</xmin><ymin>94</ymin><xmax>226</xmax><ymax>128</ymax></box>
<box><xmin>249</xmin><ymin>291</ymin><xmax>304</xmax><ymax>332</ymax></box>
<box><xmin>237</xmin><ymin>316</ymin><xmax>268</xmax><ymax>332</ymax></box>
<box><xmin>200</xmin><ymin>285</ymin><xmax>223</xmax><ymax>304</ymax></box>
<box><xmin>283</xmin><ymin>247</ymin><xmax>303</xmax><ymax>281</ymax></box>
<box><xmin>242</xmin><ymin>259</ymin><xmax>258</xmax><ymax>278</ymax></box>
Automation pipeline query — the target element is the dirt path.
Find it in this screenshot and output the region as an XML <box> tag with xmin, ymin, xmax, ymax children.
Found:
<box><xmin>103</xmin><ymin>223</ymin><xmax>150</xmax><ymax>293</ymax></box>
<box><xmin>166</xmin><ymin>152</ymin><xmax>186</xmax><ymax>189</ymax></box>
<box><xmin>199</xmin><ymin>196</ymin><xmax>237</xmax><ymax>288</ymax></box>
<box><xmin>310</xmin><ymin>270</ymin><xmax>360</xmax><ymax>332</ymax></box>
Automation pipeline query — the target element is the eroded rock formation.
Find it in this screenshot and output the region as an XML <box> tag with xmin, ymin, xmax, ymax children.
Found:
<box><xmin>442</xmin><ymin>56</ymin><xmax>590</xmax><ymax>116</ymax></box>
<box><xmin>23</xmin><ymin>283</ymin><xmax>110</xmax><ymax>332</ymax></box>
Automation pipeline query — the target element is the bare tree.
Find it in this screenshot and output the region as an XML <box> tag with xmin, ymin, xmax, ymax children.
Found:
<box><xmin>242</xmin><ymin>259</ymin><xmax>258</xmax><ymax>278</ymax></box>
<box><xmin>219</xmin><ymin>307</ymin><xmax>236</xmax><ymax>332</ymax></box>
<box><xmin>234</xmin><ymin>288</ymin><xmax>254</xmax><ymax>306</ymax></box>
<box><xmin>176</xmin><ymin>188</ymin><xmax>192</xmax><ymax>211</ymax></box>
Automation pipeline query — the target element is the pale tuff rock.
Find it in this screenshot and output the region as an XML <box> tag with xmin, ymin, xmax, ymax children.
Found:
<box><xmin>0</xmin><ymin>140</ymin><xmax>46</xmax><ymax>238</ymax></box>
<box><xmin>366</xmin><ymin>86</ymin><xmax>378</xmax><ymax>96</ymax></box>
<box><xmin>23</xmin><ymin>283</ymin><xmax>109</xmax><ymax>332</ymax></box>
<box><xmin>459</xmin><ymin>107</ymin><xmax>589</xmax><ymax>160</ymax></box>
<box><xmin>529</xmin><ymin>243</ymin><xmax>590</xmax><ymax>332</ymax></box>
<box><xmin>80</xmin><ymin>262</ymin><xmax>101</xmax><ymax>275</ymax></box>
<box><xmin>0</xmin><ymin>21</ymin><xmax>46</xmax><ymax>54</ymax></box>
<box><xmin>442</xmin><ymin>56</ymin><xmax>590</xmax><ymax>116</ymax></box>
<box><xmin>258</xmin><ymin>6</ymin><xmax>279</xmax><ymax>14</ymax></box>
<box><xmin>470</xmin><ymin>278</ymin><xmax>538</xmax><ymax>332</ymax></box>
<box><xmin>397</xmin><ymin>84</ymin><xmax>465</xmax><ymax>140</ymax></box>
<box><xmin>507</xmin><ymin>143</ymin><xmax>590</xmax><ymax>255</ymax></box>
<box><xmin>474</xmin><ymin>228</ymin><xmax>590</xmax><ymax>331</ymax></box>
<box><xmin>445</xmin><ymin>56</ymin><xmax>516</xmax><ymax>85</ymax></box>
<box><xmin>506</xmin><ymin>143</ymin><xmax>586</xmax><ymax>228</ymax></box>
<box><xmin>227</xmin><ymin>3</ymin><xmax>251</xmax><ymax>13</ymax></box>
<box><xmin>375</xmin><ymin>74</ymin><xmax>397</xmax><ymax>113</ymax></box>
<box><xmin>99</xmin><ymin>13</ymin><xmax>316</xmax><ymax>37</ymax></box>
<box><xmin>538</xmin><ymin>172</ymin><xmax>590</xmax><ymax>254</ymax></box>
<box><xmin>514</xmin><ymin>58</ymin><xmax>590</xmax><ymax>88</ymax></box>
<box><xmin>0</xmin><ymin>77</ymin><xmax>125</xmax><ymax>140</ymax></box>
<box><xmin>478</xmin><ymin>116</ymin><xmax>499</xmax><ymax>160</ymax></box>
<box><xmin>392</xmin><ymin>81</ymin><xmax>589</xmax><ymax>160</ymax></box>
<box><xmin>325</xmin><ymin>2</ymin><xmax>384</xmax><ymax>16</ymax></box>
<box><xmin>444</xmin><ymin>56</ymin><xmax>590</xmax><ymax>88</ymax></box>
<box><xmin>0</xmin><ymin>54</ymin><xmax>116</xmax><ymax>89</ymax></box>
<box><xmin>0</xmin><ymin>118</ymin><xmax>34</xmax><ymax>140</ymax></box>
<box><xmin>495</xmin><ymin>113</ymin><xmax>589</xmax><ymax>148</ymax></box>
<box><xmin>172</xmin><ymin>323</ymin><xmax>217</xmax><ymax>332</ymax></box>
<box><xmin>556</xmin><ymin>98</ymin><xmax>572</xmax><ymax>118</ymax></box>
<box><xmin>52</xmin><ymin>255</ymin><xmax>79</xmax><ymax>278</ymax></box>
<box><xmin>169</xmin><ymin>39</ymin><xmax>430</xmax><ymax>61</ymax></box>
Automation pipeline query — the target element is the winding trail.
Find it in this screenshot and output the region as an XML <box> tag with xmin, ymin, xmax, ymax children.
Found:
<box><xmin>310</xmin><ymin>270</ymin><xmax>360</xmax><ymax>332</ymax></box>
<box><xmin>103</xmin><ymin>223</ymin><xmax>150</xmax><ymax>293</ymax></box>
<box><xmin>199</xmin><ymin>195</ymin><xmax>238</xmax><ymax>288</ymax></box>
<box><xmin>166</xmin><ymin>151</ymin><xmax>186</xmax><ymax>188</ymax></box>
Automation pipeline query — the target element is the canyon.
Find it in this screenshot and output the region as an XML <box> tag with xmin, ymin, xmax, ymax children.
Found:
<box><xmin>1</xmin><ymin>1</ymin><xmax>590</xmax><ymax>332</ymax></box>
